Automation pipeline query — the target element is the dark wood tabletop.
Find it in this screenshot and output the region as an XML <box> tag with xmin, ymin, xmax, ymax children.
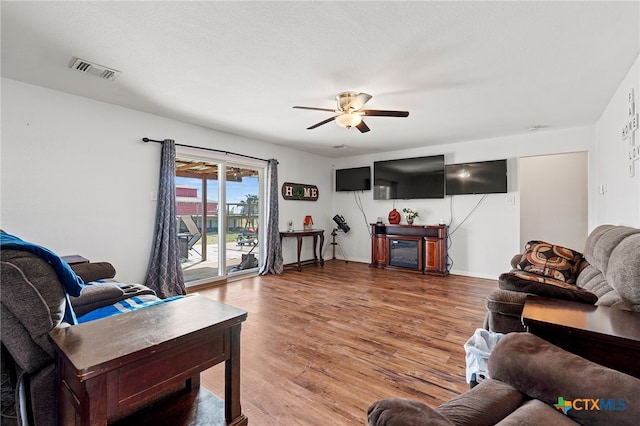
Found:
<box><xmin>50</xmin><ymin>295</ymin><xmax>247</xmax><ymax>376</ymax></box>
<box><xmin>522</xmin><ymin>295</ymin><xmax>640</xmax><ymax>377</ymax></box>
<box><xmin>522</xmin><ymin>295</ymin><xmax>640</xmax><ymax>344</ymax></box>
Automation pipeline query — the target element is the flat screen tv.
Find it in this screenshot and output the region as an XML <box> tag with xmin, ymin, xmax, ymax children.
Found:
<box><xmin>373</xmin><ymin>155</ymin><xmax>445</xmax><ymax>199</ymax></box>
<box><xmin>445</xmin><ymin>159</ymin><xmax>508</xmax><ymax>195</ymax></box>
<box><xmin>335</xmin><ymin>166</ymin><xmax>371</xmax><ymax>191</ymax></box>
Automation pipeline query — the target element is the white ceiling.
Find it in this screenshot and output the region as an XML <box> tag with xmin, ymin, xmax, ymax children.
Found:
<box><xmin>2</xmin><ymin>1</ymin><xmax>638</xmax><ymax>158</ymax></box>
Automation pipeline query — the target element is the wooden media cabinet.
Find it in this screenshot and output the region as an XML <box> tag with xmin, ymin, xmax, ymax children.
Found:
<box><xmin>370</xmin><ymin>224</ymin><xmax>449</xmax><ymax>276</ymax></box>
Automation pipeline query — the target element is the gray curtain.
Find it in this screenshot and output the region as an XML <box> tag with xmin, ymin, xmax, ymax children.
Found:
<box><xmin>259</xmin><ymin>159</ymin><xmax>283</xmax><ymax>275</ymax></box>
<box><xmin>144</xmin><ymin>139</ymin><xmax>186</xmax><ymax>297</ymax></box>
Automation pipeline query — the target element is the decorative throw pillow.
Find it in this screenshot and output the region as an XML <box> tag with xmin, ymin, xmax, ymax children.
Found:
<box><xmin>516</xmin><ymin>241</ymin><xmax>584</xmax><ymax>284</ymax></box>
<box><xmin>499</xmin><ymin>271</ymin><xmax>598</xmax><ymax>304</ymax></box>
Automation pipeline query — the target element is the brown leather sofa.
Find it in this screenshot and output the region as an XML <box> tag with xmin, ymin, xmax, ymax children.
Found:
<box><xmin>484</xmin><ymin>224</ymin><xmax>640</xmax><ymax>333</ymax></box>
<box><xmin>368</xmin><ymin>332</ymin><xmax>640</xmax><ymax>426</ymax></box>
<box><xmin>1</xmin><ymin>244</ymin><xmax>158</xmax><ymax>426</ymax></box>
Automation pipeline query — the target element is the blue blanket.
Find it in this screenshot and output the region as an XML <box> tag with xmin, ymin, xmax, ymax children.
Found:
<box><xmin>77</xmin><ymin>295</ymin><xmax>183</xmax><ymax>323</ymax></box>
<box><xmin>1</xmin><ymin>232</ymin><xmax>84</xmax><ymax>324</ymax></box>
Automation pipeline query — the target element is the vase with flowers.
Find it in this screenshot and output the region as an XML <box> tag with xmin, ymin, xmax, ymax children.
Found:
<box><xmin>402</xmin><ymin>208</ymin><xmax>419</xmax><ymax>225</ymax></box>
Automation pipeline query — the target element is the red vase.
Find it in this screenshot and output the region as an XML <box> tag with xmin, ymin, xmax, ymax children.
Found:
<box><xmin>388</xmin><ymin>209</ymin><xmax>401</xmax><ymax>224</ymax></box>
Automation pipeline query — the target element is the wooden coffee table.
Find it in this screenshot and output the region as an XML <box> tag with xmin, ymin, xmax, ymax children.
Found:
<box><xmin>521</xmin><ymin>295</ymin><xmax>640</xmax><ymax>378</ymax></box>
<box><xmin>49</xmin><ymin>295</ymin><xmax>248</xmax><ymax>426</ymax></box>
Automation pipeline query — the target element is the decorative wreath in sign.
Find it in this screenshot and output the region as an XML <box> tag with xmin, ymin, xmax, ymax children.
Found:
<box><xmin>294</xmin><ymin>185</ymin><xmax>305</xmax><ymax>200</ymax></box>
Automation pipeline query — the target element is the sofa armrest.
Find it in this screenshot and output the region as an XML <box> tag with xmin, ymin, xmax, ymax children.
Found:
<box><xmin>435</xmin><ymin>379</ymin><xmax>526</xmax><ymax>426</ymax></box>
<box><xmin>489</xmin><ymin>333</ymin><xmax>640</xmax><ymax>426</ymax></box>
<box><xmin>486</xmin><ymin>289</ymin><xmax>529</xmax><ymax>317</ymax></box>
<box><xmin>70</xmin><ymin>262</ymin><xmax>116</xmax><ymax>283</ymax></box>
<box><xmin>368</xmin><ymin>398</ymin><xmax>453</xmax><ymax>426</ymax></box>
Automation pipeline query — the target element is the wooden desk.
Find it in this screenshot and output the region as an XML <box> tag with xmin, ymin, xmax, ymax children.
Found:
<box><xmin>280</xmin><ymin>229</ymin><xmax>324</xmax><ymax>271</ymax></box>
<box><xmin>49</xmin><ymin>295</ymin><xmax>248</xmax><ymax>426</ymax></box>
<box><xmin>522</xmin><ymin>296</ymin><xmax>640</xmax><ymax>378</ymax></box>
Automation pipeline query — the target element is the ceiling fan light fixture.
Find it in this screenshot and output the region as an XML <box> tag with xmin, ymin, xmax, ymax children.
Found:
<box><xmin>335</xmin><ymin>113</ymin><xmax>362</xmax><ymax>128</ymax></box>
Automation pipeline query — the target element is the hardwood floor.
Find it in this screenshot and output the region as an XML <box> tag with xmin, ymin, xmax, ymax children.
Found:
<box><xmin>195</xmin><ymin>260</ymin><xmax>498</xmax><ymax>425</ymax></box>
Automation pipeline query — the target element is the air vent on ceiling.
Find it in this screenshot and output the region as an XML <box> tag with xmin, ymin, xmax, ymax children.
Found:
<box><xmin>68</xmin><ymin>57</ymin><xmax>120</xmax><ymax>81</ymax></box>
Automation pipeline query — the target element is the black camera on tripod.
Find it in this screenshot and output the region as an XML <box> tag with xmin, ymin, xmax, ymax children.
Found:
<box><xmin>332</xmin><ymin>214</ymin><xmax>350</xmax><ymax>233</ymax></box>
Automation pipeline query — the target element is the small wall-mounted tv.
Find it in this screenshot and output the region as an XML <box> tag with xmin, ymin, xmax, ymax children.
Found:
<box><xmin>373</xmin><ymin>155</ymin><xmax>445</xmax><ymax>199</ymax></box>
<box><xmin>445</xmin><ymin>159</ymin><xmax>508</xmax><ymax>195</ymax></box>
<box><xmin>335</xmin><ymin>166</ymin><xmax>371</xmax><ymax>191</ymax></box>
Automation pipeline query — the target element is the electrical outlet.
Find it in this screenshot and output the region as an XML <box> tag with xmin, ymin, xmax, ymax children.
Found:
<box><xmin>505</xmin><ymin>195</ymin><xmax>515</xmax><ymax>206</ymax></box>
<box><xmin>599</xmin><ymin>184</ymin><xmax>607</xmax><ymax>195</ymax></box>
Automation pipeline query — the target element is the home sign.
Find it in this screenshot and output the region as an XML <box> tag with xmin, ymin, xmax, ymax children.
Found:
<box><xmin>281</xmin><ymin>182</ymin><xmax>319</xmax><ymax>201</ymax></box>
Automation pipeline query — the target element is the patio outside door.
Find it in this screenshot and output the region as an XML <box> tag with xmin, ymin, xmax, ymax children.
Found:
<box><xmin>175</xmin><ymin>150</ymin><xmax>264</xmax><ymax>286</ymax></box>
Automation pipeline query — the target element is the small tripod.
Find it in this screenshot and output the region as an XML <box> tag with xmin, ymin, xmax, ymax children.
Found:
<box><xmin>326</xmin><ymin>228</ymin><xmax>348</xmax><ymax>263</ymax></box>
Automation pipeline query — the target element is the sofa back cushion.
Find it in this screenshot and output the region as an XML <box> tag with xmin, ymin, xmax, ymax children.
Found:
<box><xmin>583</xmin><ymin>224</ymin><xmax>640</xmax><ymax>276</ymax></box>
<box><xmin>0</xmin><ymin>250</ymin><xmax>66</xmax><ymax>371</ymax></box>
<box><xmin>607</xmin><ymin>233</ymin><xmax>640</xmax><ymax>310</ymax></box>
<box><xmin>516</xmin><ymin>241</ymin><xmax>584</xmax><ymax>284</ymax></box>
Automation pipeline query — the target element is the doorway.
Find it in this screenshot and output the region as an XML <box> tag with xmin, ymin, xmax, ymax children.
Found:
<box><xmin>519</xmin><ymin>151</ymin><xmax>588</xmax><ymax>251</ymax></box>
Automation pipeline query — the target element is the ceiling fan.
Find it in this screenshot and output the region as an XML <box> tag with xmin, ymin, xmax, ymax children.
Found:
<box><xmin>293</xmin><ymin>91</ymin><xmax>409</xmax><ymax>133</ymax></box>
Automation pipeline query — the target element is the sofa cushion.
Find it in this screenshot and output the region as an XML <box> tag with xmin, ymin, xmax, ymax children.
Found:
<box><xmin>607</xmin><ymin>233</ymin><xmax>640</xmax><ymax>310</ymax></box>
<box><xmin>516</xmin><ymin>241</ymin><xmax>583</xmax><ymax>283</ymax></box>
<box><xmin>70</xmin><ymin>282</ymin><xmax>125</xmax><ymax>316</ymax></box>
<box><xmin>499</xmin><ymin>272</ymin><xmax>597</xmax><ymax>305</ymax></box>
<box><xmin>583</xmin><ymin>224</ymin><xmax>640</xmax><ymax>277</ymax></box>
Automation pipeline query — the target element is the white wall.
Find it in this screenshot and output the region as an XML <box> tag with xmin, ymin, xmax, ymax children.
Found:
<box><xmin>331</xmin><ymin>126</ymin><xmax>594</xmax><ymax>279</ymax></box>
<box><xmin>1</xmin><ymin>78</ymin><xmax>332</xmax><ymax>283</ymax></box>
<box><xmin>3</xmin><ymin>55</ymin><xmax>638</xmax><ymax>282</ymax></box>
<box><xmin>330</xmin><ymin>54</ymin><xmax>640</xmax><ymax>278</ymax></box>
<box><xmin>593</xmin><ymin>56</ymin><xmax>640</xmax><ymax>228</ymax></box>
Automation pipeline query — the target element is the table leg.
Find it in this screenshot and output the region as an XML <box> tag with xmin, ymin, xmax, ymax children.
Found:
<box><xmin>225</xmin><ymin>324</ymin><xmax>247</xmax><ymax>426</ymax></box>
<box><xmin>83</xmin><ymin>376</ymin><xmax>108</xmax><ymax>426</ymax></box>
<box><xmin>318</xmin><ymin>232</ymin><xmax>324</xmax><ymax>266</ymax></box>
<box><xmin>296</xmin><ymin>236</ymin><xmax>303</xmax><ymax>271</ymax></box>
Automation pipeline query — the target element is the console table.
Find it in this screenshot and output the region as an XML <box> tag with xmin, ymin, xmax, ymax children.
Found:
<box><xmin>370</xmin><ymin>224</ymin><xmax>449</xmax><ymax>275</ymax></box>
<box><xmin>49</xmin><ymin>295</ymin><xmax>248</xmax><ymax>426</ymax></box>
<box><xmin>522</xmin><ymin>295</ymin><xmax>640</xmax><ymax>378</ymax></box>
<box><xmin>280</xmin><ymin>229</ymin><xmax>324</xmax><ymax>271</ymax></box>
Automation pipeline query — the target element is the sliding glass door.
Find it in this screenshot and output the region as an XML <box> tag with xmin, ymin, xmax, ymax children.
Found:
<box><xmin>175</xmin><ymin>147</ymin><xmax>264</xmax><ymax>286</ymax></box>
<box><xmin>225</xmin><ymin>165</ymin><xmax>260</xmax><ymax>275</ymax></box>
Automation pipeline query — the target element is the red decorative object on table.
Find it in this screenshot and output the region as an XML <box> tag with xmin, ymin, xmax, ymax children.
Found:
<box><xmin>388</xmin><ymin>209</ymin><xmax>401</xmax><ymax>224</ymax></box>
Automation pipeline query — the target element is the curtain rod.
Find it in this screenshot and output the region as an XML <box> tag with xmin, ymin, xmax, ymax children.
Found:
<box><xmin>142</xmin><ymin>137</ymin><xmax>274</xmax><ymax>163</ymax></box>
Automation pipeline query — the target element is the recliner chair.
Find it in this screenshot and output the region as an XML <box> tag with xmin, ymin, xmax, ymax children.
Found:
<box><xmin>1</xmin><ymin>247</ymin><xmax>158</xmax><ymax>426</ymax></box>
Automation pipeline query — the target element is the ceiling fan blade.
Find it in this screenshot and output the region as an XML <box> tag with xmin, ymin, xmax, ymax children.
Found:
<box><xmin>293</xmin><ymin>106</ymin><xmax>336</xmax><ymax>112</ymax></box>
<box><xmin>307</xmin><ymin>116</ymin><xmax>338</xmax><ymax>130</ymax></box>
<box><xmin>356</xmin><ymin>120</ymin><xmax>370</xmax><ymax>133</ymax></box>
<box><xmin>348</xmin><ymin>93</ymin><xmax>373</xmax><ymax>111</ymax></box>
<box><xmin>362</xmin><ymin>109</ymin><xmax>409</xmax><ymax>117</ymax></box>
